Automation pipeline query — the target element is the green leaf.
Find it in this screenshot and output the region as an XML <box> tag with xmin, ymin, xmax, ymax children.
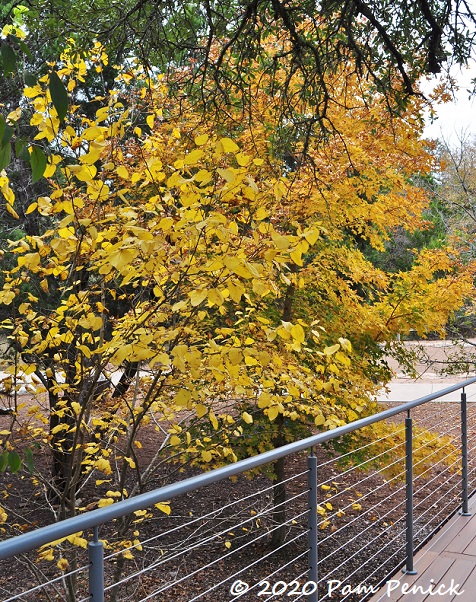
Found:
<box><xmin>24</xmin><ymin>447</ymin><xmax>34</xmax><ymax>474</ymax></box>
<box><xmin>49</xmin><ymin>71</ymin><xmax>68</xmax><ymax>124</ymax></box>
<box><xmin>1</xmin><ymin>42</ymin><xmax>17</xmax><ymax>76</ymax></box>
<box><xmin>0</xmin><ymin>142</ymin><xmax>12</xmax><ymax>171</ymax></box>
<box><xmin>24</xmin><ymin>71</ymin><xmax>36</xmax><ymax>86</ymax></box>
<box><xmin>30</xmin><ymin>145</ymin><xmax>47</xmax><ymax>182</ymax></box>
<box><xmin>8</xmin><ymin>451</ymin><xmax>22</xmax><ymax>473</ymax></box>
<box><xmin>1</xmin><ymin>124</ymin><xmax>13</xmax><ymax>147</ymax></box>
<box><xmin>0</xmin><ymin>452</ymin><xmax>8</xmax><ymax>472</ymax></box>
<box><xmin>15</xmin><ymin>136</ymin><xmax>27</xmax><ymax>158</ymax></box>
<box><xmin>0</xmin><ymin>115</ymin><xmax>13</xmax><ymax>147</ymax></box>
<box><xmin>18</xmin><ymin>40</ymin><xmax>32</xmax><ymax>60</ymax></box>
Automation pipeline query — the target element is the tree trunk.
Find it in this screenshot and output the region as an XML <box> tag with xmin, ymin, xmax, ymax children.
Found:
<box><xmin>271</xmin><ymin>414</ymin><xmax>286</xmax><ymax>548</ymax></box>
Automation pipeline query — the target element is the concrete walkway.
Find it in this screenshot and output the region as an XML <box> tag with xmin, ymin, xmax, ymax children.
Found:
<box><xmin>377</xmin><ymin>380</ymin><xmax>476</xmax><ymax>403</ymax></box>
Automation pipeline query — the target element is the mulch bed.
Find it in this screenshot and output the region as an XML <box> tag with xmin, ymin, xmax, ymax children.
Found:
<box><xmin>0</xmin><ymin>400</ymin><xmax>474</xmax><ymax>602</ymax></box>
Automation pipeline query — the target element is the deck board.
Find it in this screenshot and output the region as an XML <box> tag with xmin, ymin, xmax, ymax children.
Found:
<box><xmin>368</xmin><ymin>495</ymin><xmax>476</xmax><ymax>601</ymax></box>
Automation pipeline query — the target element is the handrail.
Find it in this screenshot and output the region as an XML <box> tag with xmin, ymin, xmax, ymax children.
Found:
<box><xmin>1</xmin><ymin>375</ymin><xmax>475</xmax><ymax>561</ymax></box>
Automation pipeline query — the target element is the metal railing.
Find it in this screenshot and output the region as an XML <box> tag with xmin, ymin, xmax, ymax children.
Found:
<box><xmin>1</xmin><ymin>376</ymin><xmax>476</xmax><ymax>601</ymax></box>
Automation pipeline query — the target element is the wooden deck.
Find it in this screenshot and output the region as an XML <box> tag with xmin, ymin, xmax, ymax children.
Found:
<box><xmin>369</xmin><ymin>495</ymin><xmax>476</xmax><ymax>601</ymax></box>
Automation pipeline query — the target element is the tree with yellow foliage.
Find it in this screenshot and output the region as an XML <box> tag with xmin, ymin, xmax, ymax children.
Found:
<box><xmin>0</xmin><ymin>38</ymin><xmax>472</xmax><ymax>594</ymax></box>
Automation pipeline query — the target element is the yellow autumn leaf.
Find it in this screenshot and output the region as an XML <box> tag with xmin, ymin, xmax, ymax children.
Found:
<box><xmin>201</xmin><ymin>450</ymin><xmax>212</xmax><ymax>462</ymax></box>
<box><xmin>51</xmin><ymin>423</ymin><xmax>69</xmax><ymax>434</ymax></box>
<box><xmin>57</xmin><ymin>558</ymin><xmax>69</xmax><ymax>571</ymax></box>
<box><xmin>290</xmin><ymin>323</ymin><xmax>305</xmax><ymax>343</ymax></box>
<box><xmin>207</xmin><ymin>288</ymin><xmax>224</xmax><ymax>306</ymax></box>
<box><xmin>116</xmin><ymin>165</ymin><xmax>129</xmax><ymax>179</ymax></box>
<box><xmin>227</xmin><ymin>280</ymin><xmax>246</xmax><ymax>302</ymax></box>
<box><xmin>124</xmin><ymin>457</ymin><xmax>136</xmax><ymax>469</ymax></box>
<box><xmin>184</xmin><ymin>149</ymin><xmax>204</xmax><ymax>165</ymax></box>
<box><xmin>193</xmin><ymin>404</ymin><xmax>206</xmax><ymax>419</ymax></box>
<box><xmin>67</xmin><ymin>533</ymin><xmax>88</xmax><ymax>548</ymax></box>
<box><xmin>174</xmin><ymin>389</ymin><xmax>192</xmax><ymax>406</ymax></box>
<box><xmin>219</xmin><ymin>137</ymin><xmax>239</xmax><ymax>153</ymax></box>
<box><xmin>25</xmin><ymin>202</ymin><xmax>38</xmax><ymax>215</ymax></box>
<box><xmin>217</xmin><ymin>167</ymin><xmax>235</xmax><ymax>183</ymax></box>
<box><xmin>189</xmin><ymin>289</ymin><xmax>207</xmax><ymax>307</ymax></box>
<box><xmin>79</xmin><ymin>145</ymin><xmax>103</xmax><ymax>165</ymax></box>
<box><xmin>6</xmin><ymin>204</ymin><xmax>19</xmax><ymax>219</ymax></box>
<box><xmin>67</xmin><ymin>164</ymin><xmax>97</xmax><ymax>182</ymax></box>
<box><xmin>155</xmin><ymin>502</ymin><xmax>171</xmax><ymax>515</ymax></box>
<box><xmin>290</xmin><ymin>248</ymin><xmax>303</xmax><ymax>266</ymax></box>
<box><xmin>223</xmin><ymin>257</ymin><xmax>253</xmax><ymax>279</ymax></box>
<box><xmin>7</xmin><ymin>107</ymin><xmax>21</xmax><ymax>123</ymax></box>
<box><xmin>194</xmin><ymin>133</ymin><xmax>209</xmax><ymax>146</ymax></box>
<box><xmin>109</xmin><ymin>248</ymin><xmax>137</xmax><ymax>271</ymax></box>
<box><xmin>94</xmin><ymin>458</ymin><xmax>112</xmax><ymax>475</ymax></box>
<box><xmin>0</xmin><ymin>506</ymin><xmax>7</xmax><ymax>523</ymax></box>
<box><xmin>98</xmin><ymin>498</ymin><xmax>114</xmax><ymax>507</ymax></box>
<box><xmin>242</xmin><ymin>412</ymin><xmax>253</xmax><ymax>424</ymax></box>
<box><xmin>314</xmin><ymin>414</ymin><xmax>326</xmax><ymax>426</ymax></box>
<box><xmin>82</xmin><ymin>126</ymin><xmax>106</xmax><ymax>141</ymax></box>
<box><xmin>209</xmin><ymin>410</ymin><xmax>219</xmax><ymax>430</ymax></box>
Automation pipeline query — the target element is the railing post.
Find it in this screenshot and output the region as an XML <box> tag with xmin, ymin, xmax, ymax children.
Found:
<box><xmin>308</xmin><ymin>448</ymin><xmax>318</xmax><ymax>602</ymax></box>
<box><xmin>89</xmin><ymin>526</ymin><xmax>104</xmax><ymax>601</ymax></box>
<box><xmin>403</xmin><ymin>411</ymin><xmax>417</xmax><ymax>575</ymax></box>
<box><xmin>461</xmin><ymin>388</ymin><xmax>472</xmax><ymax>516</ymax></box>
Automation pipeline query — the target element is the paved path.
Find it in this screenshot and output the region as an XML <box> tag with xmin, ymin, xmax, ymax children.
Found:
<box><xmin>377</xmin><ymin>339</ymin><xmax>476</xmax><ymax>403</ymax></box>
<box><xmin>377</xmin><ymin>380</ymin><xmax>476</xmax><ymax>403</ymax></box>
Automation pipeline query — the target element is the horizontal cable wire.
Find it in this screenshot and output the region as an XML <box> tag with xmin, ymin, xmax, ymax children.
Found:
<box><xmin>317</xmin><ymin>448</ymin><xmax>407</xmax><ymax>508</ymax></box>
<box><xmin>413</xmin><ymin>481</ymin><xmax>463</xmax><ymax>541</ymax></box>
<box><xmin>284</xmin><ymin>571</ymin><xmax>318</xmax><ymax>602</ymax></box>
<box><xmin>413</xmin><ymin>467</ymin><xmax>461</xmax><ymax>514</ymax></box>
<box><xmin>220</xmin><ymin>553</ymin><xmax>309</xmax><ymax>601</ymax></box>
<box><xmin>106</xmin><ymin>485</ymin><xmax>307</xmax><ymax>567</ymax></box>
<box><xmin>319</xmin><ymin>513</ymin><xmax>406</xmax><ymax>571</ymax></box>
<box><xmin>413</xmin><ymin>407</ymin><xmax>461</xmax><ymax>429</ymax></box>
<box><xmin>104</xmin><ymin>470</ymin><xmax>307</xmax><ymax>561</ymax></box>
<box><xmin>319</xmin><ymin>525</ymin><xmax>406</xmax><ymax>589</ymax></box>
<box><xmin>194</xmin><ymin>540</ymin><xmax>309</xmax><ymax>602</ymax></box>
<box><xmin>323</xmin><ymin>525</ymin><xmax>407</xmax><ymax>587</ymax></box>
<box><xmin>412</xmin><ymin>433</ymin><xmax>460</xmax><ymax>471</ymax></box>
<box><xmin>1</xmin><ymin>562</ymin><xmax>89</xmax><ymax>602</ymax></box>
<box><xmin>318</xmin><ymin>504</ymin><xmax>406</xmax><ymax>572</ymax></box>
<box><xmin>317</xmin><ymin>465</ymin><xmax>406</xmax><ymax>531</ymax></box>
<box><xmin>413</xmin><ymin>467</ymin><xmax>459</xmax><ymax>502</ymax></box>
<box><xmin>317</xmin><ymin>450</ymin><xmax>408</xmax><ymax>516</ymax></box>
<box><xmin>337</xmin><ymin>538</ymin><xmax>409</xmax><ymax>602</ymax></box>
<box><xmin>105</xmin><ymin>503</ymin><xmax>308</xmax><ymax>593</ymax></box>
<box><xmin>413</xmin><ymin>452</ymin><xmax>462</xmax><ymax>498</ymax></box>
<box><xmin>318</xmin><ymin>441</ymin><xmax>406</xmax><ymax>490</ymax></box>
<box><xmin>317</xmin><ymin>425</ymin><xmax>407</xmax><ymax>469</ymax></box>
<box><xmin>413</xmin><ymin>449</ymin><xmax>460</xmax><ymax>484</ymax></box>
<box><xmin>135</xmin><ymin>529</ymin><xmax>308</xmax><ymax>602</ymax></box>
<box><xmin>261</xmin><ymin>567</ymin><xmax>310</xmax><ymax>602</ymax></box>
<box><xmin>319</xmin><ymin>481</ymin><xmax>406</xmax><ymax>545</ymax></box>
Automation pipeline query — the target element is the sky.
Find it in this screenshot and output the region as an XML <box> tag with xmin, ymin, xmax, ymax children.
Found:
<box><xmin>423</xmin><ymin>63</ymin><xmax>476</xmax><ymax>145</ymax></box>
